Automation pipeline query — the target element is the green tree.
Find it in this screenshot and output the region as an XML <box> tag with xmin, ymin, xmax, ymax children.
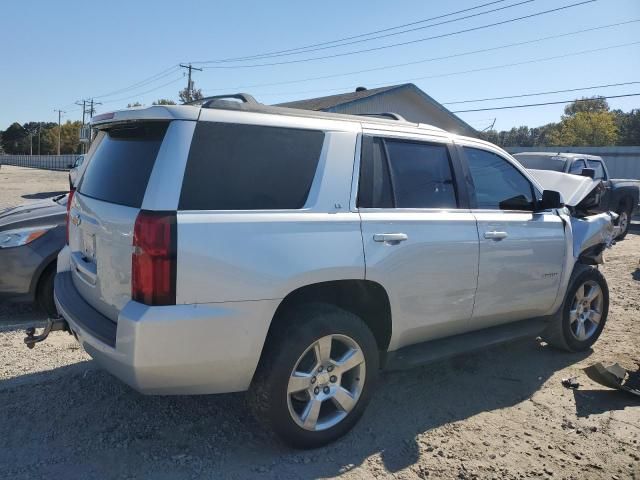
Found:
<box><xmin>178</xmin><ymin>80</ymin><xmax>203</xmax><ymax>103</ymax></box>
<box><xmin>549</xmin><ymin>111</ymin><xmax>618</xmax><ymax>146</ymax></box>
<box><xmin>613</xmin><ymin>109</ymin><xmax>640</xmax><ymax>146</ymax></box>
<box><xmin>43</xmin><ymin>120</ymin><xmax>83</xmax><ymax>154</ymax></box>
<box><xmin>127</xmin><ymin>102</ymin><xmax>143</xmax><ymax>108</ymax></box>
<box><xmin>549</xmin><ymin>97</ymin><xmax>618</xmax><ymax>146</ymax></box>
<box><xmin>152</xmin><ymin>98</ymin><xmax>177</xmax><ymax>105</ymax></box>
<box><xmin>564</xmin><ymin>96</ymin><xmax>609</xmax><ymax>115</ymax></box>
<box><xmin>1</xmin><ymin>122</ymin><xmax>28</xmax><ymax>154</ymax></box>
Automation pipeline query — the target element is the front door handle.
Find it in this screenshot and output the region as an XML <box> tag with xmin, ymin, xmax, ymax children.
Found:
<box><xmin>484</xmin><ymin>230</ymin><xmax>508</xmax><ymax>240</ymax></box>
<box><xmin>373</xmin><ymin>233</ymin><xmax>408</xmax><ymax>244</ymax></box>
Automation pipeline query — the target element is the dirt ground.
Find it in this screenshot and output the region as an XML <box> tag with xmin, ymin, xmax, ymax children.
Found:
<box><xmin>0</xmin><ymin>165</ymin><xmax>639</xmax><ymax>480</ymax></box>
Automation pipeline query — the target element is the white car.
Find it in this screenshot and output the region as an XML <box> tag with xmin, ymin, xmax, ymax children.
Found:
<box><xmin>52</xmin><ymin>96</ymin><xmax>616</xmax><ymax>447</ymax></box>
<box><xmin>68</xmin><ymin>155</ymin><xmax>85</xmax><ymax>188</ymax></box>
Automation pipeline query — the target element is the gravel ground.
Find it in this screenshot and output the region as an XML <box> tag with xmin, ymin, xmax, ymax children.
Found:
<box><xmin>1</xmin><ymin>165</ymin><xmax>639</xmax><ymax>480</ymax></box>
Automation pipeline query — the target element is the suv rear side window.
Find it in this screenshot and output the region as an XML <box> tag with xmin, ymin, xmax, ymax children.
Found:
<box><xmin>464</xmin><ymin>147</ymin><xmax>534</xmax><ymax>211</ymax></box>
<box><xmin>358</xmin><ymin>137</ymin><xmax>457</xmax><ymax>209</ymax></box>
<box><xmin>79</xmin><ymin>122</ymin><xmax>168</xmax><ymax>208</ymax></box>
<box><xmin>179</xmin><ymin>122</ymin><xmax>325</xmax><ymax>210</ymax></box>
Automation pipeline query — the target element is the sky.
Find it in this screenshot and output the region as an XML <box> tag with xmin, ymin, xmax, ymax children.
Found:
<box><xmin>1</xmin><ymin>0</ymin><xmax>639</xmax><ymax>132</ymax></box>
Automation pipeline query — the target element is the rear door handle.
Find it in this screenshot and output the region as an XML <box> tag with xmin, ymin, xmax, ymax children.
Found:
<box><xmin>484</xmin><ymin>230</ymin><xmax>508</xmax><ymax>240</ymax></box>
<box><xmin>373</xmin><ymin>233</ymin><xmax>408</xmax><ymax>244</ymax></box>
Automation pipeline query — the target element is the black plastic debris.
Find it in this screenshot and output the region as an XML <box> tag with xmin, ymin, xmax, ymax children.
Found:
<box><xmin>584</xmin><ymin>362</ymin><xmax>640</xmax><ymax>397</ymax></box>
<box><xmin>562</xmin><ymin>377</ymin><xmax>580</xmax><ymax>389</ymax></box>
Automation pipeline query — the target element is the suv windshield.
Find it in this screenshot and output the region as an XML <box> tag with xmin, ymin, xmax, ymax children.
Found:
<box><xmin>78</xmin><ymin>122</ymin><xmax>168</xmax><ymax>208</ymax></box>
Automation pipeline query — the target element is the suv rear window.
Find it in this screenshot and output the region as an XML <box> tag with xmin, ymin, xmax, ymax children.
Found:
<box><xmin>78</xmin><ymin>122</ymin><xmax>168</xmax><ymax>208</ymax></box>
<box><xmin>179</xmin><ymin>122</ymin><xmax>325</xmax><ymax>210</ymax></box>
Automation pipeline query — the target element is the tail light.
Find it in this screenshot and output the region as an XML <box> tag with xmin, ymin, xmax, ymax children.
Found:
<box><xmin>65</xmin><ymin>188</ymin><xmax>75</xmax><ymax>245</ymax></box>
<box><xmin>131</xmin><ymin>210</ymin><xmax>177</xmax><ymax>306</ymax></box>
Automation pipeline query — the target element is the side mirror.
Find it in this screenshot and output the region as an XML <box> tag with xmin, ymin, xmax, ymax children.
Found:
<box><xmin>538</xmin><ymin>190</ymin><xmax>563</xmax><ymax>211</ymax></box>
<box><xmin>581</xmin><ymin>168</ymin><xmax>595</xmax><ymax>179</ymax></box>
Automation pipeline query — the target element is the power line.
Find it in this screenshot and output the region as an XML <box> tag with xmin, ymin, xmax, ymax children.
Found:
<box><xmin>452</xmin><ymin>93</ymin><xmax>640</xmax><ymax>112</ymax></box>
<box><xmin>443</xmin><ymin>81</ymin><xmax>640</xmax><ymax>105</ymax></box>
<box><xmin>257</xmin><ymin>40</ymin><xmax>640</xmax><ymax>100</ymax></box>
<box><xmin>99</xmin><ymin>76</ymin><xmax>185</xmax><ymax>106</ymax></box>
<box><xmin>196</xmin><ymin>0</ymin><xmax>597</xmax><ymax>68</ymax></box>
<box><xmin>201</xmin><ymin>19</ymin><xmax>638</xmax><ymax>93</ymax></box>
<box><xmin>202</xmin><ymin>0</ymin><xmax>536</xmax><ymax>64</ymax></box>
<box><xmin>205</xmin><ymin>0</ymin><xmax>512</xmax><ymax>64</ymax></box>
<box><xmin>92</xmin><ymin>65</ymin><xmax>181</xmax><ymax>99</ymax></box>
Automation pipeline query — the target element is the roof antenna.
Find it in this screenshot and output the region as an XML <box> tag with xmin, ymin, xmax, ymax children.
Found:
<box><xmin>355</xmin><ymin>86</ymin><xmax>367</xmax><ymax>92</ymax></box>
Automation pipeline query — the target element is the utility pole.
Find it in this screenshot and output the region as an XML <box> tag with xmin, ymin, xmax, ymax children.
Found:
<box><xmin>54</xmin><ymin>109</ymin><xmax>65</xmax><ymax>155</ymax></box>
<box><xmin>179</xmin><ymin>63</ymin><xmax>202</xmax><ymax>102</ymax></box>
<box><xmin>38</xmin><ymin>123</ymin><xmax>42</xmax><ymax>155</ymax></box>
<box><xmin>76</xmin><ymin>99</ymin><xmax>87</xmax><ymax>125</ymax></box>
<box><xmin>88</xmin><ymin>98</ymin><xmax>102</xmax><ymax>117</ymax></box>
<box><xmin>29</xmin><ymin>134</ymin><xmax>33</xmax><ymax>155</ymax></box>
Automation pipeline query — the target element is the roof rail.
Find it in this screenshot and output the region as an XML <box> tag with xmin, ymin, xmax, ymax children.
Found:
<box><xmin>186</xmin><ymin>93</ymin><xmax>259</xmax><ymax>108</ymax></box>
<box><xmin>353</xmin><ymin>112</ymin><xmax>407</xmax><ymax>122</ymax></box>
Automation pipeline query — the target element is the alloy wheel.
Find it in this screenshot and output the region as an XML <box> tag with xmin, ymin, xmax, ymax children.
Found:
<box><xmin>569</xmin><ymin>280</ymin><xmax>604</xmax><ymax>341</ymax></box>
<box><xmin>286</xmin><ymin>334</ymin><xmax>366</xmax><ymax>431</ymax></box>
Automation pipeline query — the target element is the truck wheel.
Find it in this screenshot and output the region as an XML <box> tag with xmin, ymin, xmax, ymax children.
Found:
<box><xmin>543</xmin><ymin>266</ymin><xmax>608</xmax><ymax>352</ymax></box>
<box><xmin>36</xmin><ymin>263</ymin><xmax>58</xmax><ymax>317</ymax></box>
<box><xmin>248</xmin><ymin>303</ymin><xmax>379</xmax><ymax>448</ymax></box>
<box><xmin>615</xmin><ymin>202</ymin><xmax>632</xmax><ymax>240</ymax></box>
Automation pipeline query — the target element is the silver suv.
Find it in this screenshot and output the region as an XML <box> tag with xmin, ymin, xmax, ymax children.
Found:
<box><xmin>54</xmin><ymin>95</ymin><xmax>616</xmax><ymax>447</ymax></box>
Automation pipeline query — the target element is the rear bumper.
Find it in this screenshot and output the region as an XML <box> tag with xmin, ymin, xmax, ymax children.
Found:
<box><xmin>54</xmin><ymin>271</ymin><xmax>279</xmax><ymax>395</ymax></box>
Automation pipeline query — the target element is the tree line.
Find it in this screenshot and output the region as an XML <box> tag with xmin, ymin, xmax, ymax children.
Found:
<box><xmin>1</xmin><ymin>95</ymin><xmax>637</xmax><ymax>155</ymax></box>
<box><xmin>478</xmin><ymin>97</ymin><xmax>640</xmax><ymax>147</ymax></box>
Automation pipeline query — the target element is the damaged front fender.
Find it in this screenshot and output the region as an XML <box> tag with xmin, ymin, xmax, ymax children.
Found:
<box><xmin>568</xmin><ymin>211</ymin><xmax>619</xmax><ymax>264</ymax></box>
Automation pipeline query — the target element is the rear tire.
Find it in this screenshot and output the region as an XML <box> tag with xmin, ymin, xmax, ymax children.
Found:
<box><xmin>248</xmin><ymin>303</ymin><xmax>379</xmax><ymax>448</ymax></box>
<box><xmin>543</xmin><ymin>266</ymin><xmax>608</xmax><ymax>352</ymax></box>
<box><xmin>36</xmin><ymin>264</ymin><xmax>57</xmax><ymax>317</ymax></box>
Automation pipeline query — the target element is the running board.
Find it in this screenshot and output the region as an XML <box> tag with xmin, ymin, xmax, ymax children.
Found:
<box><xmin>384</xmin><ymin>317</ymin><xmax>548</xmax><ymax>371</ymax></box>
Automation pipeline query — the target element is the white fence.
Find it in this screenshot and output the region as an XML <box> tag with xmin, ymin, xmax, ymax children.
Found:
<box><xmin>0</xmin><ymin>155</ymin><xmax>77</xmax><ymax>171</ymax></box>
<box><xmin>506</xmin><ymin>146</ymin><xmax>640</xmax><ymax>180</ymax></box>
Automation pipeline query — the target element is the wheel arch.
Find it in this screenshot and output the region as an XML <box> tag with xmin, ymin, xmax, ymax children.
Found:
<box><xmin>266</xmin><ymin>279</ymin><xmax>393</xmax><ymax>360</ymax></box>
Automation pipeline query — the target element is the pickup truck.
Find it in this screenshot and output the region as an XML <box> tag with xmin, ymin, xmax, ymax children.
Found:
<box><xmin>513</xmin><ymin>152</ymin><xmax>640</xmax><ymax>239</ymax></box>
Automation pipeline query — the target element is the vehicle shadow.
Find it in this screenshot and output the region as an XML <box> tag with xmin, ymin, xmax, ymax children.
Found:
<box><xmin>21</xmin><ymin>191</ymin><xmax>67</xmax><ymax>200</ymax></box>
<box><xmin>572</xmin><ymin>389</ymin><xmax>639</xmax><ymax>418</ymax></box>
<box><xmin>0</xmin><ymin>338</ymin><xmax>590</xmax><ymax>480</ymax></box>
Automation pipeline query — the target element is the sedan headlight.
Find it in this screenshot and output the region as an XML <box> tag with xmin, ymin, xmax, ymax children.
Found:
<box><xmin>0</xmin><ymin>225</ymin><xmax>56</xmax><ymax>249</ymax></box>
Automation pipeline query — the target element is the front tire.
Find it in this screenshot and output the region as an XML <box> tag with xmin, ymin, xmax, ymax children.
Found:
<box><xmin>615</xmin><ymin>203</ymin><xmax>632</xmax><ymax>240</ymax></box>
<box><xmin>543</xmin><ymin>266</ymin><xmax>609</xmax><ymax>352</ymax></box>
<box><xmin>248</xmin><ymin>303</ymin><xmax>379</xmax><ymax>448</ymax></box>
<box><xmin>36</xmin><ymin>263</ymin><xmax>57</xmax><ymax>317</ymax></box>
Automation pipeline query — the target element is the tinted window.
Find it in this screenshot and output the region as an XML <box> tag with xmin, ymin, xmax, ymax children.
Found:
<box><xmin>464</xmin><ymin>147</ymin><xmax>534</xmax><ymax>210</ymax></box>
<box><xmin>513</xmin><ymin>154</ymin><xmax>566</xmax><ymax>172</ymax></box>
<box><xmin>79</xmin><ymin>123</ymin><xmax>168</xmax><ymax>208</ymax></box>
<box><xmin>568</xmin><ymin>159</ymin><xmax>586</xmax><ymax>174</ymax></box>
<box><xmin>358</xmin><ymin>137</ymin><xmax>393</xmax><ymax>208</ymax></box>
<box><xmin>587</xmin><ymin>160</ymin><xmax>606</xmax><ymax>179</ymax></box>
<box><xmin>386</xmin><ymin>140</ymin><xmax>457</xmax><ymax>208</ymax></box>
<box><xmin>180</xmin><ymin>123</ymin><xmax>324</xmax><ymax>210</ymax></box>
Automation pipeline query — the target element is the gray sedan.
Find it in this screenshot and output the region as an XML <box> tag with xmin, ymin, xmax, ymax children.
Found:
<box><xmin>0</xmin><ymin>195</ymin><xmax>67</xmax><ymax>315</ymax></box>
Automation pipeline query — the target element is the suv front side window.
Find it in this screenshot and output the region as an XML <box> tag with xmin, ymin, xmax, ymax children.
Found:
<box><xmin>358</xmin><ymin>137</ymin><xmax>457</xmax><ymax>209</ymax></box>
<box><xmin>464</xmin><ymin>147</ymin><xmax>535</xmax><ymax>211</ymax></box>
